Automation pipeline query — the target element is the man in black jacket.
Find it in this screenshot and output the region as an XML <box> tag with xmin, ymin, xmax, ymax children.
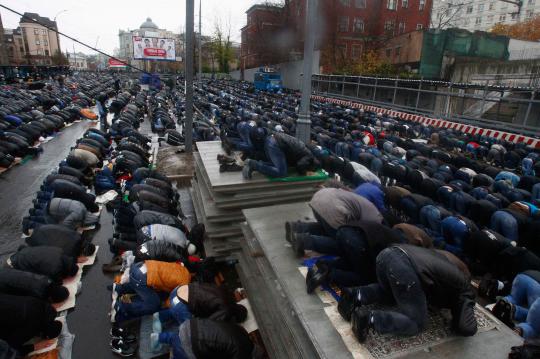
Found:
<box><xmin>0</xmin><ymin>294</ymin><xmax>62</xmax><ymax>356</ymax></box>
<box><xmin>152</xmin><ymin>283</ymin><xmax>248</xmax><ymax>333</ymax></box>
<box><xmin>9</xmin><ymin>246</ymin><xmax>79</xmax><ymax>283</ymax></box>
<box><xmin>242</xmin><ymin>132</ymin><xmax>319</xmax><ymax>178</ymax></box>
<box><xmin>338</xmin><ymin>245</ymin><xmax>477</xmax><ymax>342</ymax></box>
<box><xmin>25</xmin><ymin>224</ymin><xmax>95</xmax><ymax>259</ymax></box>
<box><xmin>151</xmin><ymin>318</ymin><xmax>261</xmax><ymax>359</ymax></box>
<box><xmin>0</xmin><ymin>268</ymin><xmax>69</xmax><ymax>303</ymax></box>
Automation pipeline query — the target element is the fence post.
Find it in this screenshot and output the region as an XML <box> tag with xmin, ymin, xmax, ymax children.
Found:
<box><xmin>356</xmin><ymin>76</ymin><xmax>361</xmax><ymax>98</ymax></box>
<box><xmin>372</xmin><ymin>76</ymin><xmax>378</xmax><ymax>101</ymax></box>
<box><xmin>523</xmin><ymin>89</ymin><xmax>536</xmax><ymax>128</ymax></box>
<box><xmin>392</xmin><ymin>76</ymin><xmax>398</xmax><ymax>104</ymax></box>
<box><xmin>415</xmin><ymin>77</ymin><xmax>423</xmax><ymax>111</ymax></box>
<box><xmin>341</xmin><ymin>75</ymin><xmax>345</xmax><ymax>95</ymax></box>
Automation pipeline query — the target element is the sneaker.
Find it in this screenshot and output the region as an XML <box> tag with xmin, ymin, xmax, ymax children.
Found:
<box><xmin>220</xmin><ymin>162</ymin><xmax>243</xmax><ymax>173</ymax></box>
<box><xmin>338</xmin><ymin>287</ymin><xmax>360</xmax><ymax>321</ymax></box>
<box><xmin>285</xmin><ymin>221</ymin><xmax>301</xmax><ymax>244</ymax></box>
<box><xmin>152</xmin><ymin>312</ymin><xmax>162</xmax><ymax>334</ymax></box>
<box><xmin>491</xmin><ymin>297</ymin><xmax>515</xmax><ymax>329</ymax></box>
<box><xmin>217</xmin><ymin>154</ymin><xmax>235</xmax><ymax>164</ymax></box>
<box><xmin>351</xmin><ymin>308</ymin><xmax>371</xmax><ymax>342</ymax></box>
<box><xmin>306</xmin><ymin>261</ymin><xmax>330</xmax><ymax>294</ymax></box>
<box><xmin>290</xmin><ymin>232</ymin><xmax>307</xmax><ymax>257</ymax></box>
<box><xmin>110</xmin><ymin>339</ymin><xmax>136</xmax><ymax>357</ymax></box>
<box><xmin>150</xmin><ymin>332</ymin><xmax>162</xmax><ymax>353</ymax></box>
<box><xmin>110</xmin><ymin>326</ymin><xmax>137</xmax><ymax>343</ymax></box>
<box><xmin>242</xmin><ymin>160</ymin><xmax>254</xmax><ymax>179</ymax></box>
<box><xmin>479</xmin><ymin>274</ymin><xmax>499</xmax><ymax>301</ymax></box>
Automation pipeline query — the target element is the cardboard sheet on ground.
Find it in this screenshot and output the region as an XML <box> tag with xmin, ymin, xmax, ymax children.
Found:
<box><xmin>27</xmin><ymin>316</ymin><xmax>66</xmax><ymax>356</ymax></box>
<box><xmin>78</xmin><ymin>245</ymin><xmax>99</xmax><ymax>266</ymax></box>
<box><xmin>237</xmin><ymin>298</ymin><xmax>259</xmax><ymax>333</ymax></box>
<box><xmin>0</xmin><ymin>158</ymin><xmax>22</xmax><ymax>174</ymax></box>
<box><xmin>95</xmin><ymin>190</ymin><xmax>118</xmax><ymax>204</ymax></box>
<box><xmin>53</xmin><ymin>267</ymin><xmax>83</xmax><ymax>312</ymax></box>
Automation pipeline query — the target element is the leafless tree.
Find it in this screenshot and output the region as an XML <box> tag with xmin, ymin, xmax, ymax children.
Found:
<box><xmin>430</xmin><ymin>1</ymin><xmax>469</xmax><ymax>29</ymax></box>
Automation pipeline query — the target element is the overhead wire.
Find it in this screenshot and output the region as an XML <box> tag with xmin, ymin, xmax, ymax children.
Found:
<box><xmin>0</xmin><ymin>3</ymin><xmax>149</xmax><ymax>74</ymax></box>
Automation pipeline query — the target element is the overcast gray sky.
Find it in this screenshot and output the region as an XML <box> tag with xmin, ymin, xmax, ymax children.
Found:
<box><xmin>0</xmin><ymin>0</ymin><xmax>261</xmax><ymax>55</ymax></box>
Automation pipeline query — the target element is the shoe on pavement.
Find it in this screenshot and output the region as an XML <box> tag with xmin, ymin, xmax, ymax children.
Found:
<box><xmin>351</xmin><ymin>308</ymin><xmax>371</xmax><ymax>342</ymax></box>
<box><xmin>152</xmin><ymin>312</ymin><xmax>162</xmax><ymax>334</ymax></box>
<box><xmin>338</xmin><ymin>287</ymin><xmax>360</xmax><ymax>321</ymax></box>
<box><xmin>290</xmin><ymin>232</ymin><xmax>307</xmax><ymax>257</ymax></box>
<box><xmin>491</xmin><ymin>297</ymin><xmax>515</xmax><ymax>329</ymax></box>
<box><xmin>479</xmin><ymin>274</ymin><xmax>499</xmax><ymax>301</ymax></box>
<box><xmin>306</xmin><ymin>261</ymin><xmax>330</xmax><ymax>294</ymax></box>
<box><xmin>150</xmin><ymin>332</ymin><xmax>162</xmax><ymax>353</ymax></box>
<box><xmin>285</xmin><ymin>221</ymin><xmax>301</xmax><ymax>244</ymax></box>
<box><xmin>242</xmin><ymin>159</ymin><xmax>254</xmax><ymax>179</ymax></box>
<box><xmin>110</xmin><ymin>338</ymin><xmax>136</xmax><ymax>357</ymax></box>
<box><xmin>110</xmin><ymin>326</ymin><xmax>137</xmax><ymax>343</ymax></box>
<box><xmin>220</xmin><ymin>162</ymin><xmax>243</xmax><ymax>173</ymax></box>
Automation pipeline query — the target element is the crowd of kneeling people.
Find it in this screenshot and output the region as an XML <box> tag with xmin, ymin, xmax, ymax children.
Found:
<box><xmin>97</xmin><ymin>87</ymin><xmax>264</xmax><ymax>358</ymax></box>
<box><xmin>199</xmin><ymin>80</ymin><xmax>540</xmax><ymax>354</ymax></box>
<box><xmin>0</xmin><ymin>75</ymin><xmax>118</xmax><ymax>357</ymax></box>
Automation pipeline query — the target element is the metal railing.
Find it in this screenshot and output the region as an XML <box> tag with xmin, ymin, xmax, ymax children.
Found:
<box><xmin>312</xmin><ymin>74</ymin><xmax>540</xmax><ymax>137</ymax></box>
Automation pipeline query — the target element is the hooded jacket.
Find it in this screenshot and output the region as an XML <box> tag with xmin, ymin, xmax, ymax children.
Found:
<box><xmin>70</xmin><ymin>148</ymin><xmax>99</xmax><ymax>167</ymax></box>
<box><xmin>137</xmin><ymin>224</ymin><xmax>188</xmax><ymax>248</ymax></box>
<box><xmin>190</xmin><ymin>318</ymin><xmax>254</xmax><ymax>359</ymax></box>
<box><xmin>145</xmin><ymin>260</ymin><xmax>191</xmax><ymax>293</ymax></box>
<box><xmin>48</xmin><ymin>179</ymin><xmax>98</xmax><ymax>212</ymax></box>
<box><xmin>0</xmin><ymin>294</ymin><xmax>57</xmax><ymax>353</ymax></box>
<box><xmin>187</xmin><ymin>283</ymin><xmax>238</xmax><ymax>322</ymax></box>
<box><xmin>0</xmin><ymin>268</ymin><xmax>53</xmax><ymax>299</ymax></box>
<box><xmin>273</xmin><ymin>132</ymin><xmax>315</xmax><ymax>167</ymax></box>
<box><xmin>136</xmin><ymin>240</ymin><xmax>186</xmax><ymax>262</ymax></box>
<box><xmin>133</xmin><ymin>210</ymin><xmax>185</xmax><ymax>231</ymax></box>
<box><xmin>47</xmin><ymin>198</ymin><xmax>98</xmax><ymax>229</ymax></box>
<box><xmin>9</xmin><ymin>246</ymin><xmax>75</xmax><ymax>283</ymax></box>
<box><xmin>26</xmin><ymin>224</ymin><xmax>83</xmax><ymax>258</ymax></box>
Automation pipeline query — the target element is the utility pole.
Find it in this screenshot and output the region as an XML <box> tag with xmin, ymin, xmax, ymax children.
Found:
<box><xmin>296</xmin><ymin>0</ymin><xmax>317</xmax><ymax>143</ymax></box>
<box><xmin>185</xmin><ymin>0</ymin><xmax>194</xmax><ymax>153</ymax></box>
<box><xmin>198</xmin><ymin>0</ymin><xmax>202</xmax><ymax>83</ymax></box>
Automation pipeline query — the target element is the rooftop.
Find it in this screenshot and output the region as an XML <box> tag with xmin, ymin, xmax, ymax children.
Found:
<box><xmin>19</xmin><ymin>12</ymin><xmax>57</xmax><ymax>29</ymax></box>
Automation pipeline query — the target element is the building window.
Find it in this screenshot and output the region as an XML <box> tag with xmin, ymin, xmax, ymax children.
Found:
<box><xmin>463</xmin><ymin>18</ymin><xmax>470</xmax><ymax>25</ymax></box>
<box><xmin>42</xmin><ymin>29</ymin><xmax>46</xmax><ymax>34</ymax></box>
<box><xmin>416</xmin><ymin>23</ymin><xmax>423</xmax><ymax>30</ymax></box>
<box><xmin>45</xmin><ymin>49</ymin><xmax>49</xmax><ymax>56</ymax></box>
<box><xmin>35</xmin><ymin>39</ymin><xmax>40</xmax><ymax>45</ymax></box>
<box><xmin>338</xmin><ymin>16</ymin><xmax>349</xmax><ymax>32</ymax></box>
<box><xmin>419</xmin><ymin>0</ymin><xmax>425</xmax><ymax>10</ymax></box>
<box><xmin>17</xmin><ymin>38</ymin><xmax>22</xmax><ymax>45</ymax></box>
<box><xmin>352</xmin><ymin>44</ymin><xmax>362</xmax><ymax>58</ymax></box>
<box><xmin>402</xmin><ymin>0</ymin><xmax>409</xmax><ymax>8</ymax></box>
<box><xmin>529</xmin><ymin>0</ymin><xmax>535</xmax><ymax>4</ymax></box>
<box><xmin>385</xmin><ymin>20</ymin><xmax>395</xmax><ymax>31</ymax></box>
<box><xmin>337</xmin><ymin>44</ymin><xmax>347</xmax><ymax>57</ymax></box>
<box><xmin>478</xmin><ymin>4</ymin><xmax>484</xmax><ymax>11</ymax></box>
<box><xmin>387</xmin><ymin>0</ymin><xmax>397</xmax><ymax>10</ymax></box>
<box><xmin>19</xmin><ymin>46</ymin><xmax>24</xmax><ymax>53</ymax></box>
<box><xmin>487</xmin><ymin>15</ymin><xmax>494</xmax><ymax>22</ymax></box>
<box><xmin>475</xmin><ymin>17</ymin><xmax>482</xmax><ymax>25</ymax></box>
<box><xmin>34</xmin><ymin>28</ymin><xmax>39</xmax><ymax>35</ymax></box>
<box><xmin>511</xmin><ymin>13</ymin><xmax>518</xmax><ymax>20</ymax></box>
<box><xmin>385</xmin><ymin>48</ymin><xmax>392</xmax><ymax>57</ymax></box>
<box><xmin>340</xmin><ymin>0</ymin><xmax>351</xmax><ymax>6</ymax></box>
<box><xmin>466</xmin><ymin>6</ymin><xmax>473</xmax><ymax>13</ymax></box>
<box><xmin>399</xmin><ymin>22</ymin><xmax>406</xmax><ymax>33</ymax></box>
<box><xmin>43</xmin><ymin>39</ymin><xmax>48</xmax><ymax>46</ymax></box>
<box><xmin>527</xmin><ymin>10</ymin><xmax>534</xmax><ymax>18</ymax></box>
<box><xmin>499</xmin><ymin>14</ymin><xmax>506</xmax><ymax>21</ymax></box>
<box><xmin>355</xmin><ymin>0</ymin><xmax>366</xmax><ymax>8</ymax></box>
<box><xmin>489</xmin><ymin>2</ymin><xmax>495</xmax><ymax>10</ymax></box>
<box><xmin>395</xmin><ymin>46</ymin><xmax>401</xmax><ymax>57</ymax></box>
<box><xmin>353</xmin><ymin>18</ymin><xmax>365</xmax><ymax>32</ymax></box>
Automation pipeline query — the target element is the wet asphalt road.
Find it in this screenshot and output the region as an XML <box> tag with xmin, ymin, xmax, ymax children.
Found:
<box><xmin>0</xmin><ymin>120</ymin><xmax>93</xmax><ymax>262</ymax></box>
<box><xmin>0</xmin><ymin>120</ymin><xmax>118</xmax><ymax>358</ymax></box>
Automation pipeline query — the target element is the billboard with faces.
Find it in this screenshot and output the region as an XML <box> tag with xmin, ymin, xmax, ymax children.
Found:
<box><xmin>132</xmin><ymin>36</ymin><xmax>176</xmax><ymax>61</ymax></box>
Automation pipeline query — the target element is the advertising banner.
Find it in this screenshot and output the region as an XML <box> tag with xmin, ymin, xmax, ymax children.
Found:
<box><xmin>132</xmin><ymin>36</ymin><xmax>176</xmax><ymax>61</ymax></box>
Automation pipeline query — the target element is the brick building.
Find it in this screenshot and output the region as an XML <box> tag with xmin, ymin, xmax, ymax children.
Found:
<box><xmin>240</xmin><ymin>0</ymin><xmax>433</xmax><ymax>73</ymax></box>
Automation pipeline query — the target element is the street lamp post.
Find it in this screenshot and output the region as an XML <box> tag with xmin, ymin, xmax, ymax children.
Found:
<box><xmin>53</xmin><ymin>10</ymin><xmax>67</xmax><ymax>61</ymax></box>
<box><xmin>185</xmin><ymin>0</ymin><xmax>194</xmax><ymax>153</ymax></box>
<box><xmin>296</xmin><ymin>0</ymin><xmax>317</xmax><ymax>143</ymax></box>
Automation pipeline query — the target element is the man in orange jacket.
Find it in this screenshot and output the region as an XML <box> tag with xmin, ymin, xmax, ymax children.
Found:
<box><xmin>112</xmin><ymin>260</ymin><xmax>191</xmax><ymax>324</ymax></box>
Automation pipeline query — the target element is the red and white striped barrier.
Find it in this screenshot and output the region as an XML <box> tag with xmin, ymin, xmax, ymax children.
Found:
<box><xmin>312</xmin><ymin>95</ymin><xmax>540</xmax><ymax>148</ymax></box>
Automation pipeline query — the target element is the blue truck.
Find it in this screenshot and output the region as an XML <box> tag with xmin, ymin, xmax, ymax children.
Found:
<box><xmin>254</xmin><ymin>67</ymin><xmax>282</xmax><ymax>92</ymax></box>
